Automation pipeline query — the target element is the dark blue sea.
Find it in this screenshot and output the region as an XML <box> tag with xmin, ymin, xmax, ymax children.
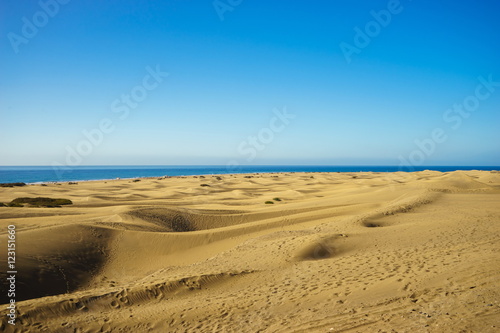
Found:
<box><xmin>0</xmin><ymin>166</ymin><xmax>498</xmax><ymax>184</ymax></box>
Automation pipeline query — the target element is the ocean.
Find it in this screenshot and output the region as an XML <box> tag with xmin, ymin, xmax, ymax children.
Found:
<box><xmin>0</xmin><ymin>165</ymin><xmax>498</xmax><ymax>184</ymax></box>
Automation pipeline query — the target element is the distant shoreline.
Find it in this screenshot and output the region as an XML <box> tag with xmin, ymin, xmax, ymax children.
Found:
<box><xmin>1</xmin><ymin>166</ymin><xmax>499</xmax><ymax>185</ymax></box>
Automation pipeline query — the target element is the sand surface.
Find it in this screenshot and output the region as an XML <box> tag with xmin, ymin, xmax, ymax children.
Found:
<box><xmin>0</xmin><ymin>171</ymin><xmax>499</xmax><ymax>332</ymax></box>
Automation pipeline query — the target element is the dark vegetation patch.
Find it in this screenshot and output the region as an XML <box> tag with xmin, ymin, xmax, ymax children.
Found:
<box><xmin>6</xmin><ymin>197</ymin><xmax>73</xmax><ymax>208</ymax></box>
<box><xmin>0</xmin><ymin>182</ymin><xmax>26</xmax><ymax>187</ymax></box>
<box><xmin>265</xmin><ymin>201</ymin><xmax>275</xmax><ymax>204</ymax></box>
<box><xmin>6</xmin><ymin>202</ymin><xmax>23</xmax><ymax>207</ymax></box>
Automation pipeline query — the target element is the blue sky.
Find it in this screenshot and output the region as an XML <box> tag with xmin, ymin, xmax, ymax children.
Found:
<box><xmin>1</xmin><ymin>0</ymin><xmax>499</xmax><ymax>166</ymax></box>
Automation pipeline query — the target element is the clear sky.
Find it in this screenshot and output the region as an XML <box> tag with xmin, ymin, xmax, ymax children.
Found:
<box><xmin>1</xmin><ymin>0</ymin><xmax>499</xmax><ymax>166</ymax></box>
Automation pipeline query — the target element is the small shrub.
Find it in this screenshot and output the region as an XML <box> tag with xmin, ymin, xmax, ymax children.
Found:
<box><xmin>200</xmin><ymin>184</ymin><xmax>210</xmax><ymax>187</ymax></box>
<box><xmin>9</xmin><ymin>197</ymin><xmax>73</xmax><ymax>208</ymax></box>
<box><xmin>273</xmin><ymin>198</ymin><xmax>282</xmax><ymax>202</ymax></box>
<box><xmin>0</xmin><ymin>182</ymin><xmax>26</xmax><ymax>187</ymax></box>
<box><xmin>132</xmin><ymin>179</ymin><xmax>141</xmax><ymax>182</ymax></box>
<box><xmin>265</xmin><ymin>201</ymin><xmax>274</xmax><ymax>204</ymax></box>
<box><xmin>0</xmin><ymin>203</ymin><xmax>6</xmax><ymax>207</ymax></box>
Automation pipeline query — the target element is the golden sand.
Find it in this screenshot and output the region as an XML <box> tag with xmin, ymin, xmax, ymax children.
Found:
<box><xmin>1</xmin><ymin>171</ymin><xmax>499</xmax><ymax>332</ymax></box>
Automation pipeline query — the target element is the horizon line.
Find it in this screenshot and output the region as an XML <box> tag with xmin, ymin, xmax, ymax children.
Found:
<box><xmin>1</xmin><ymin>164</ymin><xmax>499</xmax><ymax>168</ymax></box>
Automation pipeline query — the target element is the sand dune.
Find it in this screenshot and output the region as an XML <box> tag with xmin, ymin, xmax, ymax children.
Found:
<box><xmin>1</xmin><ymin>171</ymin><xmax>499</xmax><ymax>332</ymax></box>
